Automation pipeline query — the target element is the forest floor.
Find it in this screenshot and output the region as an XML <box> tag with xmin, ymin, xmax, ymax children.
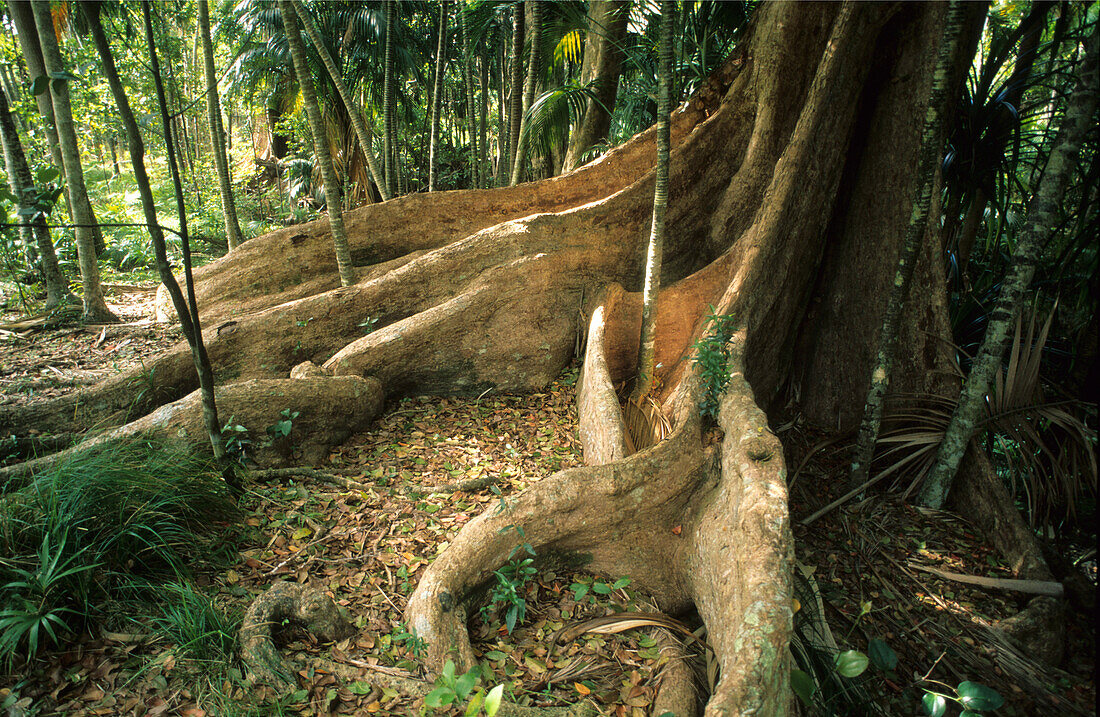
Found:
<box><xmin>0</xmin><ymin>282</ymin><xmax>1094</xmax><ymax>716</ymax></box>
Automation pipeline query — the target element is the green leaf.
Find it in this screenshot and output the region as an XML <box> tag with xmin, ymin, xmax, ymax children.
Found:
<box><xmin>956</xmin><ymin>682</ymin><xmax>1004</xmax><ymax>711</ymax></box>
<box><xmin>922</xmin><ymin>692</ymin><xmax>947</xmax><ymax>717</ymax></box>
<box><xmin>465</xmin><ymin>689</ymin><xmax>485</xmax><ymax>717</ymax></box>
<box><xmin>454</xmin><ymin>668</ymin><xmax>479</xmax><ymax>700</ymax></box>
<box><xmin>790</xmin><ymin>668</ymin><xmax>816</xmax><ymax>707</ymax></box>
<box><xmin>834</xmin><ymin>650</ymin><xmax>869</xmax><ymax>678</ymax></box>
<box><xmin>591</xmin><ymin>582</ymin><xmax>612</xmax><ymax>595</ymax></box>
<box><xmin>425</xmin><ymin>686</ymin><xmax>455</xmax><ymax>709</ymax></box>
<box><xmin>868</xmin><ymin>638</ymin><xmax>898</xmax><ymax>671</ymax></box>
<box><xmin>484</xmin><ymin>650</ymin><xmax>507</xmax><ymax>661</ymax></box>
<box><xmin>611</xmin><ymin>577</ymin><xmax>631</xmax><ymax>589</ymax></box>
<box><xmin>348</xmin><ymin>681</ymin><xmax>373</xmax><ymax>695</ymax></box>
<box><xmin>484</xmin><ymin>684</ymin><xmax>504</xmax><ymax>716</ymax></box>
<box><xmin>30</xmin><ymin>76</ymin><xmax>49</xmax><ymax>95</ymax></box>
<box><xmin>35</xmin><ymin>167</ymin><xmax>60</xmax><ymax>184</ymax></box>
<box><xmin>571</xmin><ymin>583</ymin><xmax>589</xmax><ymax>601</ymax></box>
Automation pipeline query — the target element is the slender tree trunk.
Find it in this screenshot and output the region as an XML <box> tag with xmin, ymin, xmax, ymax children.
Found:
<box><xmin>631</xmin><ymin>1</ymin><xmax>674</xmax><ymax>402</ymax></box>
<box><xmin>562</xmin><ymin>1</ymin><xmax>629</xmax><ymax>172</ymax></box>
<box><xmin>81</xmin><ymin>0</ymin><xmax>225</xmax><ymax>459</ymax></box>
<box><xmin>458</xmin><ymin>3</ymin><xmax>479</xmax><ymax>188</ymax></box>
<box><xmin>289</xmin><ymin>0</ymin><xmax>389</xmax><ymax>203</ymax></box>
<box><xmin>509</xmin><ymin>0</ymin><xmax>541</xmax><ymax>186</ymax></box>
<box><xmin>428</xmin><ymin>0</ymin><xmax>448</xmax><ymax>192</ymax></box>
<box><xmin>9</xmin><ymin>0</ymin><xmax>107</xmax><ymax>257</ymax></box>
<box><xmin>382</xmin><ymin>0</ymin><xmax>396</xmax><ymax>197</ymax></box>
<box><xmin>0</xmin><ymin>86</ymin><xmax>70</xmax><ymax>309</ymax></box>
<box><xmin>279</xmin><ymin>0</ymin><xmax>356</xmax><ymax>287</ymax></box>
<box><xmin>506</xmin><ymin>2</ymin><xmax>524</xmax><ymax>184</ymax></box>
<box><xmin>30</xmin><ymin>0</ymin><xmax>116</xmax><ymax>323</ymax></box>
<box><xmin>479</xmin><ymin>43</ymin><xmax>490</xmax><ymax>187</ymax></box>
<box><xmin>848</xmin><ymin>0</ymin><xmax>965</xmax><ymax>487</ymax></box>
<box><xmin>198</xmin><ymin>0</ymin><xmax>244</xmax><ymax>250</ymax></box>
<box><xmin>920</xmin><ymin>25</ymin><xmax>1098</xmax><ymax>509</ymax></box>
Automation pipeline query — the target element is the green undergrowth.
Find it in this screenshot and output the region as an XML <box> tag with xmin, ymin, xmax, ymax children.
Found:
<box><xmin>0</xmin><ymin>438</ymin><xmax>240</xmax><ymax>668</ymax></box>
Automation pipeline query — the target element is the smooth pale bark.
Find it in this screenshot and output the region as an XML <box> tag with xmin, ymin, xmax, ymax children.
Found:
<box><xmin>920</xmin><ymin>25</ymin><xmax>1099</xmax><ymax>509</ymax></box>
<box><xmin>428</xmin><ymin>0</ymin><xmax>449</xmax><ymax>192</ymax></box>
<box><xmin>198</xmin><ymin>0</ymin><xmax>244</xmax><ymax>250</ymax></box>
<box><xmin>631</xmin><ymin>1</ymin><xmax>674</xmax><ymax>401</ymax></box>
<box><xmin>279</xmin><ymin>0</ymin><xmax>356</xmax><ymax>287</ymax></box>
<box><xmin>849</xmin><ymin>0</ymin><xmax>965</xmax><ymax>487</ymax></box>
<box><xmin>289</xmin><ymin>0</ymin><xmax>389</xmax><ymax>202</ymax></box>
<box><xmin>505</xmin><ymin>2</ymin><xmax>524</xmax><ymax>183</ymax></box>
<box><xmin>0</xmin><ymin>86</ymin><xmax>70</xmax><ymax>308</ymax></box>
<box><xmin>30</xmin><ymin>0</ymin><xmax>116</xmax><ymax>323</ymax></box>
<box><xmin>562</xmin><ymin>1</ymin><xmax>630</xmax><ymax>172</ymax></box>
<box><xmin>509</xmin><ymin>0</ymin><xmax>542</xmax><ymax>185</ymax></box>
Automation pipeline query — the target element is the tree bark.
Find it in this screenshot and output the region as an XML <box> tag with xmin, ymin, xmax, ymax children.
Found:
<box><xmin>279</xmin><ymin>0</ymin><xmax>357</xmax><ymax>288</ymax></box>
<box><xmin>0</xmin><ymin>86</ymin><xmax>71</xmax><ymax>309</ymax></box>
<box><xmin>382</xmin><ymin>0</ymin><xmax>396</xmax><ymax>197</ymax></box>
<box><xmin>459</xmin><ymin>3</ymin><xmax>479</xmax><ymax>188</ymax></box>
<box><xmin>920</xmin><ymin>24</ymin><xmax>1099</xmax><ymax>509</ymax></box>
<box><xmin>198</xmin><ymin>0</ymin><xmax>245</xmax><ymax>251</ymax></box>
<box><xmin>30</xmin><ymin>0</ymin><xmax>116</xmax><ymax>323</ymax></box>
<box><xmin>562</xmin><ymin>1</ymin><xmax>629</xmax><ymax>172</ymax></box>
<box><xmin>849</xmin><ymin>0</ymin><xmax>966</xmax><ymax>488</ymax></box>
<box><xmin>505</xmin><ymin>3</ymin><xmax>524</xmax><ymax>183</ymax></box>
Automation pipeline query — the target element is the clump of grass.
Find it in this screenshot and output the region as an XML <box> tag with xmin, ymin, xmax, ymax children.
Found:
<box><xmin>0</xmin><ymin>437</ymin><xmax>238</xmax><ymax>666</ymax></box>
<box><xmin>151</xmin><ymin>581</ymin><xmax>241</xmax><ymax>664</ymax></box>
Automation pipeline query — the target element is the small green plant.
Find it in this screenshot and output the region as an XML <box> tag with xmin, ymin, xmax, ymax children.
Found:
<box><xmin>222</xmin><ymin>418</ymin><xmax>251</xmax><ymax>461</ymax></box>
<box><xmin>0</xmin><ymin>532</ymin><xmax>98</xmax><ymax>667</ymax></box>
<box><xmin>423</xmin><ymin>660</ymin><xmax>504</xmax><ymax>715</ymax></box>
<box><xmin>357</xmin><ymin>316</ymin><xmax>379</xmax><ymax>333</ymax></box>
<box><xmin>691</xmin><ymin>307</ymin><xmax>738</xmax><ymax>419</ymax></box>
<box><xmin>570</xmin><ymin>575</ymin><xmax>631</xmax><ymax>604</ymax></box>
<box><xmin>480</xmin><ymin>527</ymin><xmax>536</xmax><ymax>633</ymax></box>
<box><xmin>265</xmin><ymin>409</ymin><xmax>299</xmax><ymax>442</ymax></box>
<box><xmin>390</xmin><ymin>620</ymin><xmax>428</xmax><ymax>659</ymax></box>
<box><xmin>150</xmin><ymin>581</ymin><xmax>241</xmax><ymax>663</ymax></box>
<box><xmin>920</xmin><ymin>681</ymin><xmax>1004</xmax><ymax>716</ymax></box>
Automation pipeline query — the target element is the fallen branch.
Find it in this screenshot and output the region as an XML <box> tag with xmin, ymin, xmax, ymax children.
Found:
<box><xmin>908</xmin><ymin>562</ymin><xmax>1064</xmax><ymax>597</ymax></box>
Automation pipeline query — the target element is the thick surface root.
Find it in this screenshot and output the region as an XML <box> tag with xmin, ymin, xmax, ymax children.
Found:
<box><xmin>240</xmin><ymin>581</ymin><xmax>356</xmax><ymax>689</ymax></box>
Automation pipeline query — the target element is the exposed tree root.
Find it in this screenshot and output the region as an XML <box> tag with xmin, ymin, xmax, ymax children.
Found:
<box><xmin>239</xmin><ymin>581</ymin><xmax>356</xmax><ymax>689</ymax></box>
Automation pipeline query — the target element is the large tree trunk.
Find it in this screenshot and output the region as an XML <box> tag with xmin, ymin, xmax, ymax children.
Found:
<box><xmin>1</xmin><ymin>3</ymin><xmax>971</xmax><ymax>712</ymax></box>
<box><xmin>562</xmin><ymin>1</ymin><xmax>630</xmax><ymax>172</ymax></box>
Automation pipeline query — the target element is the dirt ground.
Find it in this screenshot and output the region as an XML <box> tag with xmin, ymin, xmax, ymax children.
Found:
<box><xmin>0</xmin><ymin>284</ymin><xmax>1094</xmax><ymax>716</ymax></box>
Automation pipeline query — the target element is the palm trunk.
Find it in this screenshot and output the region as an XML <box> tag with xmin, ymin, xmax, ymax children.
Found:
<box><xmin>198</xmin><ymin>0</ymin><xmax>244</xmax><ymax>250</ymax></box>
<box><xmin>428</xmin><ymin>2</ymin><xmax>448</xmax><ymax>192</ymax></box>
<box><xmin>458</xmin><ymin>3</ymin><xmax>479</xmax><ymax>188</ymax></box>
<box><xmin>279</xmin><ymin>0</ymin><xmax>356</xmax><ymax>287</ymax></box>
<box><xmin>848</xmin><ymin>0</ymin><xmax>965</xmax><ymax>487</ymax></box>
<box><xmin>509</xmin><ymin>0</ymin><xmax>541</xmax><ymax>186</ymax></box>
<box><xmin>632</xmin><ymin>1</ymin><xmax>675</xmax><ymax>401</ymax></box>
<box><xmin>30</xmin><ymin>0</ymin><xmax>115</xmax><ymax>323</ymax></box>
<box><xmin>505</xmin><ymin>2</ymin><xmax>524</xmax><ymax>183</ymax></box>
<box><xmin>382</xmin><ymin>0</ymin><xmax>396</xmax><ymax>197</ymax></box>
<box><xmin>920</xmin><ymin>25</ymin><xmax>1099</xmax><ymax>509</ymax></box>
<box><xmin>289</xmin><ymin>0</ymin><xmax>389</xmax><ymax>203</ymax></box>
<box><xmin>0</xmin><ymin>86</ymin><xmax>70</xmax><ymax>309</ymax></box>
<box><xmin>479</xmin><ymin>44</ymin><xmax>490</xmax><ymax>188</ymax></box>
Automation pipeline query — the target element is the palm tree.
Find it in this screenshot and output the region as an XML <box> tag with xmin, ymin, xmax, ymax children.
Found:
<box><xmin>289</xmin><ymin>0</ymin><xmax>390</xmax><ymax>202</ymax></box>
<box><xmin>198</xmin><ymin>0</ymin><xmax>245</xmax><ymax>250</ymax></box>
<box><xmin>428</xmin><ymin>0</ymin><xmax>449</xmax><ymax>192</ymax></box>
<box><xmin>382</xmin><ymin>0</ymin><xmax>396</xmax><ymax>196</ymax></box>
<box><xmin>29</xmin><ymin>0</ymin><xmax>116</xmax><ymax>322</ymax></box>
<box><xmin>510</xmin><ymin>0</ymin><xmax>542</xmax><ymax>185</ymax></box>
<box><xmin>279</xmin><ymin>0</ymin><xmax>356</xmax><ymax>287</ymax></box>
